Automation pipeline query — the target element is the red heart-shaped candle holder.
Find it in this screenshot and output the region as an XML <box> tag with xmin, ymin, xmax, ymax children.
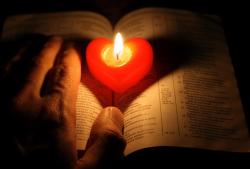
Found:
<box><xmin>86</xmin><ymin>37</ymin><xmax>153</xmax><ymax>93</ymax></box>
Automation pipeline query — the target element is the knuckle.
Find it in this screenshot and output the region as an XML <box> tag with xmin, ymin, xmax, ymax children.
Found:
<box><xmin>48</xmin><ymin>65</ymin><xmax>69</xmax><ymax>93</ymax></box>
<box><xmin>41</xmin><ymin>100</ymin><xmax>62</xmax><ymax>126</ymax></box>
<box><xmin>41</xmin><ymin>96</ymin><xmax>71</xmax><ymax>128</ymax></box>
<box><xmin>54</xmin><ymin>65</ymin><xmax>68</xmax><ymax>77</ymax></box>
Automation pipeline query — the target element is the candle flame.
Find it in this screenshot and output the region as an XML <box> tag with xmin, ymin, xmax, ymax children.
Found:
<box><xmin>114</xmin><ymin>32</ymin><xmax>124</xmax><ymax>60</ymax></box>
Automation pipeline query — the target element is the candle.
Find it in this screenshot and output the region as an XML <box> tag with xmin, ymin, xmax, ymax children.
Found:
<box><xmin>86</xmin><ymin>33</ymin><xmax>153</xmax><ymax>93</ymax></box>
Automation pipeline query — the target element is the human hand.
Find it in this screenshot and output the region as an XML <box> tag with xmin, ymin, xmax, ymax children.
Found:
<box><xmin>76</xmin><ymin>106</ymin><xmax>126</xmax><ymax>169</ymax></box>
<box><xmin>0</xmin><ymin>36</ymin><xmax>81</xmax><ymax>168</ymax></box>
<box><xmin>0</xmin><ymin>36</ymin><xmax>125</xmax><ymax>169</ymax></box>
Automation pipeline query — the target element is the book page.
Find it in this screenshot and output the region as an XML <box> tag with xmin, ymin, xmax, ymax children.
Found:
<box><xmin>115</xmin><ymin>8</ymin><xmax>250</xmax><ymax>155</ymax></box>
<box><xmin>1</xmin><ymin>11</ymin><xmax>113</xmax><ymax>41</ymax></box>
<box><xmin>76</xmin><ymin>67</ymin><xmax>112</xmax><ymax>149</ymax></box>
<box><xmin>115</xmin><ymin>7</ymin><xmax>181</xmax><ymax>39</ymax></box>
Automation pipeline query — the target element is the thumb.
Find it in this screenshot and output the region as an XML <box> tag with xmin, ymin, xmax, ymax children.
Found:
<box><xmin>76</xmin><ymin>107</ymin><xmax>126</xmax><ymax>169</ymax></box>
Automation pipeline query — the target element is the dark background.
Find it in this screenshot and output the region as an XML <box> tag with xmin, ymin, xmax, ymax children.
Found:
<box><xmin>0</xmin><ymin>0</ymin><xmax>249</xmax><ymax>167</ymax></box>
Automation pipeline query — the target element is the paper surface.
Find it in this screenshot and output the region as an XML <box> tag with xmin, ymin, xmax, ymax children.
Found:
<box><xmin>115</xmin><ymin>8</ymin><xmax>250</xmax><ymax>154</ymax></box>
<box><xmin>2</xmin><ymin>11</ymin><xmax>113</xmax><ymax>40</ymax></box>
<box><xmin>76</xmin><ymin>68</ymin><xmax>112</xmax><ymax>149</ymax></box>
<box><xmin>2</xmin><ymin>8</ymin><xmax>249</xmax><ymax>155</ymax></box>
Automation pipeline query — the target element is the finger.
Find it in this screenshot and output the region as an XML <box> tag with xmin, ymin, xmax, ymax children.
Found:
<box><xmin>0</xmin><ymin>45</ymin><xmax>30</xmax><ymax>98</ymax></box>
<box><xmin>39</xmin><ymin>42</ymin><xmax>81</xmax><ymax>167</ymax></box>
<box><xmin>0</xmin><ymin>34</ymin><xmax>47</xmax><ymax>75</ymax></box>
<box><xmin>3</xmin><ymin>44</ymin><xmax>29</xmax><ymax>75</ymax></box>
<box><xmin>76</xmin><ymin>107</ymin><xmax>126</xmax><ymax>169</ymax></box>
<box><xmin>45</xmin><ymin>42</ymin><xmax>81</xmax><ymax>103</ymax></box>
<box><xmin>22</xmin><ymin>36</ymin><xmax>63</xmax><ymax>97</ymax></box>
<box><xmin>40</xmin><ymin>41</ymin><xmax>81</xmax><ymax>153</ymax></box>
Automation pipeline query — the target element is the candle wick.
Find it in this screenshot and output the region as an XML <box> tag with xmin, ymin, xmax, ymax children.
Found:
<box><xmin>116</xmin><ymin>53</ymin><xmax>119</xmax><ymax>61</ymax></box>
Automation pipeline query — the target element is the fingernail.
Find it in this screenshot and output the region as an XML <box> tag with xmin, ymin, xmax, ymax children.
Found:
<box><xmin>86</xmin><ymin>106</ymin><xmax>126</xmax><ymax>151</ymax></box>
<box><xmin>102</xmin><ymin>106</ymin><xmax>124</xmax><ymax>134</ymax></box>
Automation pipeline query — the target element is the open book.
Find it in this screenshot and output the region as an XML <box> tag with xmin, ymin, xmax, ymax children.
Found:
<box><xmin>2</xmin><ymin>7</ymin><xmax>250</xmax><ymax>155</ymax></box>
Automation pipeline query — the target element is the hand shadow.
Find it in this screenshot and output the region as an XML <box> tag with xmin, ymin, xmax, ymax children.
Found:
<box><xmin>0</xmin><ymin>32</ymin><xmax>205</xmax><ymax>112</ymax></box>
<box><xmin>77</xmin><ymin>34</ymin><xmax>198</xmax><ymax>111</ymax></box>
<box><xmin>114</xmin><ymin>35</ymin><xmax>197</xmax><ymax>112</ymax></box>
